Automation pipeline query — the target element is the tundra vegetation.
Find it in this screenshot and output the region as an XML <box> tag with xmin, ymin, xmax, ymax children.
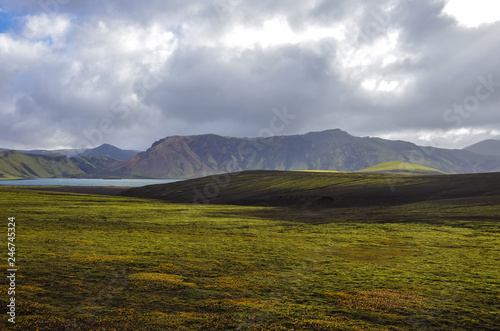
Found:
<box><xmin>0</xmin><ymin>171</ymin><xmax>499</xmax><ymax>330</ymax></box>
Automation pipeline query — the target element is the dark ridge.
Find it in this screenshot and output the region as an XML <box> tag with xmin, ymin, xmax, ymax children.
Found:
<box><xmin>119</xmin><ymin>170</ymin><xmax>500</xmax><ymax>209</ymax></box>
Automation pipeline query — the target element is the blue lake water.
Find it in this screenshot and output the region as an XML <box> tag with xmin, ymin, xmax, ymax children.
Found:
<box><xmin>0</xmin><ymin>178</ymin><xmax>183</xmax><ymax>187</ymax></box>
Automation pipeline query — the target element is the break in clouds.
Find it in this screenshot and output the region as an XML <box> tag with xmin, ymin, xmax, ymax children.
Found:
<box><xmin>0</xmin><ymin>0</ymin><xmax>499</xmax><ymax>150</ymax></box>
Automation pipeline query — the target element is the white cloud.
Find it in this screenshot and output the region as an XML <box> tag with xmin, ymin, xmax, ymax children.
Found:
<box><xmin>1</xmin><ymin>14</ymin><xmax>180</xmax><ymax>149</ymax></box>
<box><xmin>22</xmin><ymin>13</ymin><xmax>72</xmax><ymax>43</ymax></box>
<box><xmin>378</xmin><ymin>80</ymin><xmax>400</xmax><ymax>92</ymax></box>
<box><xmin>0</xmin><ymin>33</ymin><xmax>51</xmax><ymax>72</ymax></box>
<box><xmin>443</xmin><ymin>0</ymin><xmax>500</xmax><ymax>28</ymax></box>
<box><xmin>0</xmin><ymin>0</ymin><xmax>500</xmax><ymax>150</ymax></box>
<box><xmin>222</xmin><ymin>17</ymin><xmax>344</xmax><ymax>49</ymax></box>
<box><xmin>336</xmin><ymin>30</ymin><xmax>415</xmax><ymax>94</ymax></box>
<box><xmin>361</xmin><ymin>79</ymin><xmax>377</xmax><ymax>91</ymax></box>
<box><xmin>380</xmin><ymin>127</ymin><xmax>500</xmax><ymax>149</ymax></box>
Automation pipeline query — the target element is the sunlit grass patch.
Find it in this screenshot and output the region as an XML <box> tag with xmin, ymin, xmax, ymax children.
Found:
<box><xmin>203</xmin><ymin>297</ymin><xmax>281</xmax><ymax>309</ymax></box>
<box><xmin>331</xmin><ymin>246</ymin><xmax>405</xmax><ymax>263</ymax></box>
<box><xmin>153</xmin><ymin>259</ymin><xmax>217</xmax><ymax>274</ymax></box>
<box><xmin>70</xmin><ymin>253</ymin><xmax>137</xmax><ymax>262</ymax></box>
<box><xmin>67</xmin><ymin>239</ymin><xmax>96</xmax><ymax>246</ymax></box>
<box><xmin>326</xmin><ymin>289</ymin><xmax>426</xmax><ymax>311</ymax></box>
<box><xmin>130</xmin><ymin>272</ymin><xmax>196</xmax><ymax>288</ymax></box>
<box><xmin>202</xmin><ymin>275</ymin><xmax>261</xmax><ymax>292</ymax></box>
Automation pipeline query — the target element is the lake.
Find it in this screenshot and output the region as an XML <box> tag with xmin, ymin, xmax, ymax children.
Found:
<box><xmin>0</xmin><ymin>178</ymin><xmax>183</xmax><ymax>187</ymax></box>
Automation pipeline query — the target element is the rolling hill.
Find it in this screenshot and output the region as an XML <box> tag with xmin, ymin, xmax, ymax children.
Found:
<box><xmin>120</xmin><ymin>170</ymin><xmax>500</xmax><ymax>209</ymax></box>
<box><xmin>357</xmin><ymin>161</ymin><xmax>444</xmax><ymax>175</ymax></box>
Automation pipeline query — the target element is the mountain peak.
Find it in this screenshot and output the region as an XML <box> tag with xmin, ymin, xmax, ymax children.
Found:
<box><xmin>98</xmin><ymin>143</ymin><xmax>115</xmax><ymax>148</ymax></box>
<box><xmin>78</xmin><ymin>144</ymin><xmax>140</xmax><ymax>161</ymax></box>
<box><xmin>463</xmin><ymin>139</ymin><xmax>500</xmax><ymax>156</ymax></box>
<box><xmin>305</xmin><ymin>128</ymin><xmax>351</xmax><ymax>136</ymax></box>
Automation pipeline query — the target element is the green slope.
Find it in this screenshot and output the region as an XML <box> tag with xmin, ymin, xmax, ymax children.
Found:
<box><xmin>70</xmin><ymin>156</ymin><xmax>122</xmax><ymax>177</ymax></box>
<box><xmin>0</xmin><ymin>150</ymin><xmax>85</xmax><ymax>179</ymax></box>
<box><xmin>357</xmin><ymin>161</ymin><xmax>445</xmax><ymax>174</ymax></box>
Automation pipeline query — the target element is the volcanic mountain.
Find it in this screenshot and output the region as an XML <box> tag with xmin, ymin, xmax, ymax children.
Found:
<box><xmin>112</xmin><ymin>129</ymin><xmax>500</xmax><ymax>178</ymax></box>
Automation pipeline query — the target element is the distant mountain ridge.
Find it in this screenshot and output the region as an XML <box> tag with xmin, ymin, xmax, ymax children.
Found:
<box><xmin>0</xmin><ymin>148</ymin><xmax>82</xmax><ymax>157</ymax></box>
<box><xmin>2</xmin><ymin>130</ymin><xmax>500</xmax><ymax>180</ymax></box>
<box><xmin>113</xmin><ymin>129</ymin><xmax>500</xmax><ymax>178</ymax></box>
<box><xmin>463</xmin><ymin>139</ymin><xmax>500</xmax><ymax>156</ymax></box>
<box><xmin>0</xmin><ymin>144</ymin><xmax>140</xmax><ymax>160</ymax></box>
<box><xmin>77</xmin><ymin>144</ymin><xmax>140</xmax><ymax>161</ymax></box>
<box><xmin>0</xmin><ymin>143</ymin><xmax>138</xmax><ymax>180</ymax></box>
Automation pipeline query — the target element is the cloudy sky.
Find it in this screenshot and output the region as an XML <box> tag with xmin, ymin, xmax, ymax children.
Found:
<box><xmin>0</xmin><ymin>0</ymin><xmax>499</xmax><ymax>151</ymax></box>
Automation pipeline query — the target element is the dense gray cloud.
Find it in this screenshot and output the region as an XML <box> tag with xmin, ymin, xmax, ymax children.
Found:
<box><xmin>0</xmin><ymin>0</ymin><xmax>499</xmax><ymax>150</ymax></box>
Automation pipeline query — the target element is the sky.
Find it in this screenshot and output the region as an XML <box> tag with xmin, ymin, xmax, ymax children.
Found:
<box><xmin>0</xmin><ymin>0</ymin><xmax>499</xmax><ymax>151</ymax></box>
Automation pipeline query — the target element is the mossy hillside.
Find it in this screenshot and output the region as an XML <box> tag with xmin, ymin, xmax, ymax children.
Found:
<box><xmin>1</xmin><ymin>186</ymin><xmax>499</xmax><ymax>330</ymax></box>
<box><xmin>0</xmin><ymin>151</ymin><xmax>85</xmax><ymax>179</ymax></box>
<box><xmin>357</xmin><ymin>161</ymin><xmax>444</xmax><ymax>174</ymax></box>
<box><xmin>69</xmin><ymin>156</ymin><xmax>121</xmax><ymax>176</ymax></box>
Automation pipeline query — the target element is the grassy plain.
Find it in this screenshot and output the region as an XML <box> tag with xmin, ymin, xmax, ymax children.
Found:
<box><xmin>1</xmin><ymin>173</ymin><xmax>500</xmax><ymax>330</ymax></box>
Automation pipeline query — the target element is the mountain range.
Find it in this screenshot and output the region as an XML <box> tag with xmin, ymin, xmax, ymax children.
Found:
<box><xmin>0</xmin><ymin>144</ymin><xmax>138</xmax><ymax>180</ymax></box>
<box><xmin>112</xmin><ymin>130</ymin><xmax>500</xmax><ymax>178</ymax></box>
<box><xmin>1</xmin><ymin>130</ymin><xmax>499</xmax><ymax>180</ymax></box>
<box><xmin>0</xmin><ymin>143</ymin><xmax>140</xmax><ymax>161</ymax></box>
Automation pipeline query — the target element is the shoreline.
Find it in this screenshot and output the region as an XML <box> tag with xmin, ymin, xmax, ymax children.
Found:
<box><xmin>9</xmin><ymin>186</ymin><xmax>132</xmax><ymax>196</ymax></box>
<box><xmin>0</xmin><ymin>178</ymin><xmax>32</xmax><ymax>181</ymax></box>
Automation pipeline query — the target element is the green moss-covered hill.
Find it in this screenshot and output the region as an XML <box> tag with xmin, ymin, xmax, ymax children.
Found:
<box><xmin>0</xmin><ymin>151</ymin><xmax>84</xmax><ymax>179</ymax></box>
<box><xmin>0</xmin><ymin>150</ymin><xmax>120</xmax><ymax>180</ymax></box>
<box><xmin>357</xmin><ymin>161</ymin><xmax>444</xmax><ymax>175</ymax></box>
